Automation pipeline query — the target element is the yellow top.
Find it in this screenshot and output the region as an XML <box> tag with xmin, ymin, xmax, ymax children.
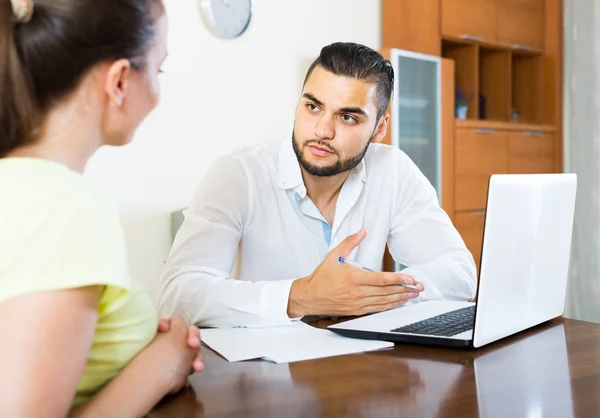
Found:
<box><xmin>0</xmin><ymin>158</ymin><xmax>158</xmax><ymax>407</ymax></box>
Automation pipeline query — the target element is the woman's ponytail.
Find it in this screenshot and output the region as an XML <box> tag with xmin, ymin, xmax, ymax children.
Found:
<box><xmin>0</xmin><ymin>0</ymin><xmax>38</xmax><ymax>157</ymax></box>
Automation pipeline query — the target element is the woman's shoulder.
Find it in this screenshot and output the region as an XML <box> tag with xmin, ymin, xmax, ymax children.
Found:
<box><xmin>0</xmin><ymin>157</ymin><xmax>116</xmax><ymax>216</ymax></box>
<box><xmin>0</xmin><ymin>158</ymin><xmax>130</xmax><ymax>302</ymax></box>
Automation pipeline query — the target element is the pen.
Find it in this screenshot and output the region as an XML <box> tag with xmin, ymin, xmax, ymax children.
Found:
<box><xmin>338</xmin><ymin>257</ymin><xmax>420</xmax><ymax>291</ymax></box>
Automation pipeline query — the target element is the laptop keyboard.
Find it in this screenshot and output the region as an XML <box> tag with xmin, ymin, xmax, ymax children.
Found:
<box><xmin>390</xmin><ymin>305</ymin><xmax>476</xmax><ymax>337</ymax></box>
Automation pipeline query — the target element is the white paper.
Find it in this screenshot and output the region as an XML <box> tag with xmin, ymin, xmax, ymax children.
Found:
<box><xmin>200</xmin><ymin>322</ymin><xmax>393</xmax><ymax>364</ymax></box>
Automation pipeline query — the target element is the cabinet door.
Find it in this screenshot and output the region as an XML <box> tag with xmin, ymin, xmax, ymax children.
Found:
<box><xmin>455</xmin><ymin>211</ymin><xmax>486</xmax><ymax>273</ymax></box>
<box><xmin>498</xmin><ymin>0</ymin><xmax>545</xmax><ymax>51</ymax></box>
<box><xmin>508</xmin><ymin>131</ymin><xmax>554</xmax><ymax>173</ymax></box>
<box><xmin>442</xmin><ymin>0</ymin><xmax>498</xmax><ymax>43</ymax></box>
<box><xmin>456</xmin><ymin>128</ymin><xmax>509</xmax><ymax>211</ymax></box>
<box><xmin>382</xmin><ymin>0</ymin><xmax>441</xmax><ymax>55</ymax></box>
<box><xmin>392</xmin><ymin>50</ymin><xmax>441</xmax><ymax>196</ymax></box>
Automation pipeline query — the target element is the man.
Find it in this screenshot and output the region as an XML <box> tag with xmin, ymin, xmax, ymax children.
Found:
<box><xmin>157</xmin><ymin>42</ymin><xmax>477</xmax><ymax>327</ymax></box>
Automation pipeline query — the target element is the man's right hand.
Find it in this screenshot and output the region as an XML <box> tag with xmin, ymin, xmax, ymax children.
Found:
<box><xmin>287</xmin><ymin>229</ymin><xmax>424</xmax><ymax>317</ymax></box>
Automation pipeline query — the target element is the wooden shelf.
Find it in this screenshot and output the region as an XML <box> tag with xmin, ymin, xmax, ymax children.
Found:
<box><xmin>512</xmin><ymin>54</ymin><xmax>543</xmax><ymax>124</ymax></box>
<box><xmin>443</xmin><ymin>35</ymin><xmax>549</xmax><ymax>125</ymax></box>
<box><xmin>455</xmin><ymin>119</ymin><xmax>555</xmax><ymax>132</ymax></box>
<box><xmin>479</xmin><ymin>47</ymin><xmax>511</xmax><ymax>121</ymax></box>
<box><xmin>442</xmin><ymin>35</ymin><xmax>543</xmax><ymax>56</ymax></box>
<box><xmin>442</xmin><ymin>42</ymin><xmax>478</xmax><ymax>119</ymax></box>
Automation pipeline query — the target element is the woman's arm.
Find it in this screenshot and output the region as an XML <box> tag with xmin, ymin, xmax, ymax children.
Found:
<box><xmin>0</xmin><ymin>286</ymin><xmax>103</xmax><ymax>417</ymax></box>
<box><xmin>69</xmin><ymin>316</ymin><xmax>201</xmax><ymax>418</ymax></box>
<box><xmin>0</xmin><ymin>288</ymin><xmax>202</xmax><ymax>418</ymax></box>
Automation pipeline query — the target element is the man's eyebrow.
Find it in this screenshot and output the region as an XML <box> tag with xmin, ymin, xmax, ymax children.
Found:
<box><xmin>303</xmin><ymin>93</ymin><xmax>367</xmax><ymax>117</ymax></box>
<box><xmin>338</xmin><ymin>106</ymin><xmax>367</xmax><ymax>117</ymax></box>
<box><xmin>302</xmin><ymin>93</ymin><xmax>324</xmax><ymax>107</ymax></box>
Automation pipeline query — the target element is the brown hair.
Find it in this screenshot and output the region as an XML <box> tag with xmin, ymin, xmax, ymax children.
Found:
<box><xmin>0</xmin><ymin>0</ymin><xmax>164</xmax><ymax>157</ymax></box>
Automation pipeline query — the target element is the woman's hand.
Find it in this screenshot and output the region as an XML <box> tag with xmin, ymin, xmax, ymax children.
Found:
<box><xmin>158</xmin><ymin>316</ymin><xmax>204</xmax><ymax>375</ymax></box>
<box><xmin>149</xmin><ymin>316</ymin><xmax>203</xmax><ymax>394</ymax></box>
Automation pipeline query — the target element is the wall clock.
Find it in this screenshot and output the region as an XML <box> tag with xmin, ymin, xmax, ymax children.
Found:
<box><xmin>199</xmin><ymin>0</ymin><xmax>253</xmax><ymax>39</ymax></box>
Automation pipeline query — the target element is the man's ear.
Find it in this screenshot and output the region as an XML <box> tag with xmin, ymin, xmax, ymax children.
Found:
<box><xmin>371</xmin><ymin>112</ymin><xmax>390</xmax><ymax>144</ymax></box>
<box><xmin>105</xmin><ymin>59</ymin><xmax>132</xmax><ymax>107</ymax></box>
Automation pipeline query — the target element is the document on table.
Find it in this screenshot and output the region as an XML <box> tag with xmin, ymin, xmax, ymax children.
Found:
<box><xmin>200</xmin><ymin>321</ymin><xmax>394</xmax><ymax>364</ymax></box>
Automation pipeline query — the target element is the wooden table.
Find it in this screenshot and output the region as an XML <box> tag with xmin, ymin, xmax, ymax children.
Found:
<box><xmin>146</xmin><ymin>317</ymin><xmax>600</xmax><ymax>417</ymax></box>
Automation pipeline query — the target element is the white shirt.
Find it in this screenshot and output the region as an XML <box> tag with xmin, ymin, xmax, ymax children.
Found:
<box><xmin>157</xmin><ymin>138</ymin><xmax>477</xmax><ymax>327</ymax></box>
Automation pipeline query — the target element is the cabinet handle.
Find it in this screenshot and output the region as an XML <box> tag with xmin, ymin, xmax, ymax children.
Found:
<box><xmin>460</xmin><ymin>34</ymin><xmax>483</xmax><ymax>42</ymax></box>
<box><xmin>524</xmin><ymin>130</ymin><xmax>544</xmax><ymax>136</ymax></box>
<box><xmin>475</xmin><ymin>128</ymin><xmax>496</xmax><ymax>134</ymax></box>
<box><xmin>474</xmin><ymin>210</ymin><xmax>486</xmax><ymax>217</ymax></box>
<box><xmin>513</xmin><ymin>44</ymin><xmax>533</xmax><ymax>52</ymax></box>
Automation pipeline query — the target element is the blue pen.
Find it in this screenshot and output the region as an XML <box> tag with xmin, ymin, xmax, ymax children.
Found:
<box><xmin>338</xmin><ymin>257</ymin><xmax>419</xmax><ymax>290</ymax></box>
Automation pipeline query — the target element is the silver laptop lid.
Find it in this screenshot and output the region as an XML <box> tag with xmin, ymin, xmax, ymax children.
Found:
<box><xmin>473</xmin><ymin>174</ymin><xmax>577</xmax><ymax>348</ymax></box>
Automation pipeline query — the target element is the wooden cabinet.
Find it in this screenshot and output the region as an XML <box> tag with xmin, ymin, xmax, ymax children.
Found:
<box><xmin>498</xmin><ymin>0</ymin><xmax>545</xmax><ymax>51</ymax></box>
<box><xmin>508</xmin><ymin>131</ymin><xmax>554</xmax><ymax>173</ymax></box>
<box><xmin>455</xmin><ymin>211</ymin><xmax>486</xmax><ymax>272</ymax></box>
<box><xmin>385</xmin><ymin>0</ymin><xmax>558</xmax><ymax>127</ymax></box>
<box><xmin>455</xmin><ymin>128</ymin><xmax>554</xmax><ymax>210</ymax></box>
<box><xmin>442</xmin><ymin>0</ymin><xmax>498</xmax><ymax>43</ymax></box>
<box><xmin>455</xmin><ymin>128</ymin><xmax>509</xmax><ymax>211</ymax></box>
<box><xmin>382</xmin><ymin>0</ymin><xmax>440</xmax><ymax>55</ymax></box>
<box><xmin>454</xmin><ymin>126</ymin><xmax>555</xmax><ymax>274</ymax></box>
<box><xmin>382</xmin><ymin>0</ymin><xmax>562</xmax><ymax>275</ymax></box>
<box><xmin>441</xmin><ymin>0</ymin><xmax>544</xmax><ymax>51</ymax></box>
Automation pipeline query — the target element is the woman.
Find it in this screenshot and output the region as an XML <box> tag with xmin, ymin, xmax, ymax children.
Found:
<box><xmin>0</xmin><ymin>0</ymin><xmax>203</xmax><ymax>416</ymax></box>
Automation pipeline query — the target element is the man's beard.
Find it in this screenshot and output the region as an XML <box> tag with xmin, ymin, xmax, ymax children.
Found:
<box><xmin>291</xmin><ymin>132</ymin><xmax>372</xmax><ymax>177</ymax></box>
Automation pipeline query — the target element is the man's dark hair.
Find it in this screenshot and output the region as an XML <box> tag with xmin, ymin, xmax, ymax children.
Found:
<box><xmin>303</xmin><ymin>42</ymin><xmax>394</xmax><ymax>120</ymax></box>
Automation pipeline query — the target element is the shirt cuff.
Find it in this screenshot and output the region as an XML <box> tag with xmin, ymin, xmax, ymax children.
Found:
<box><xmin>260</xmin><ymin>278</ymin><xmax>303</xmax><ymax>325</ymax></box>
<box><xmin>400</xmin><ymin>267</ymin><xmax>442</xmax><ymax>302</ymax></box>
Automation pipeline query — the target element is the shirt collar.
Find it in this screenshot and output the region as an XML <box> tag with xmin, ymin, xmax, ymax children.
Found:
<box><xmin>355</xmin><ymin>156</ymin><xmax>368</xmax><ymax>183</ymax></box>
<box><xmin>277</xmin><ymin>138</ymin><xmax>304</xmax><ymax>190</ymax></box>
<box><xmin>277</xmin><ymin>137</ymin><xmax>369</xmax><ymax>191</ymax></box>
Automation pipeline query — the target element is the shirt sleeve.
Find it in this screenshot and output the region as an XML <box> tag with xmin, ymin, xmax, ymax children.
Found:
<box><xmin>157</xmin><ymin>155</ymin><xmax>299</xmax><ymax>328</ymax></box>
<box><xmin>1</xmin><ymin>191</ymin><xmax>130</xmax><ymax>304</ymax></box>
<box><xmin>387</xmin><ymin>151</ymin><xmax>477</xmax><ymax>302</ymax></box>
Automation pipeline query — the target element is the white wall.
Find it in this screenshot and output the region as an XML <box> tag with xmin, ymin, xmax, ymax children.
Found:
<box><xmin>84</xmin><ymin>0</ymin><xmax>381</xmax><ymax>297</ymax></box>
<box><xmin>562</xmin><ymin>0</ymin><xmax>600</xmax><ymax>323</ymax></box>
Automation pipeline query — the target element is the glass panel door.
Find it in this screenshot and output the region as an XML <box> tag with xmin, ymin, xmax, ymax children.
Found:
<box><xmin>391</xmin><ymin>49</ymin><xmax>441</xmax><ymax>198</ymax></box>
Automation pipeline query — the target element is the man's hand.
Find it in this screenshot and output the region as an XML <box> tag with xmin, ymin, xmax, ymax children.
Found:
<box><xmin>287</xmin><ymin>229</ymin><xmax>424</xmax><ymax>317</ymax></box>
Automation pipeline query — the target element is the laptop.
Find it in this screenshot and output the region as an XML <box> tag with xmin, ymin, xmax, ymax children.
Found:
<box><xmin>328</xmin><ymin>173</ymin><xmax>577</xmax><ymax>348</ymax></box>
